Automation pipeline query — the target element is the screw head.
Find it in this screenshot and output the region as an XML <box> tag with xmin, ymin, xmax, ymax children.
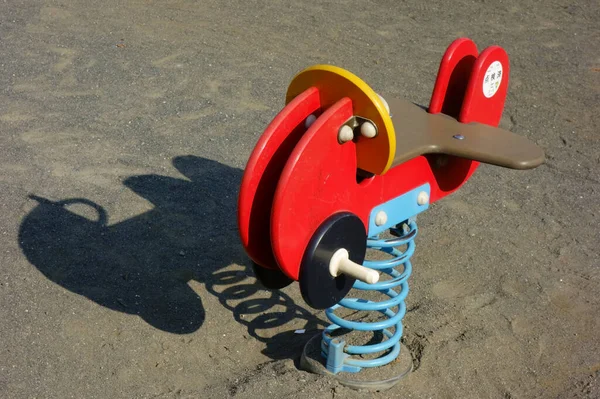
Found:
<box><xmin>305</xmin><ymin>114</ymin><xmax>316</xmax><ymax>129</ymax></box>
<box><xmin>375</xmin><ymin>210</ymin><xmax>388</xmax><ymax>226</ymax></box>
<box><xmin>453</xmin><ymin>134</ymin><xmax>465</xmax><ymax>140</ymax></box>
<box><xmin>417</xmin><ymin>191</ymin><xmax>429</xmax><ymax>206</ymax></box>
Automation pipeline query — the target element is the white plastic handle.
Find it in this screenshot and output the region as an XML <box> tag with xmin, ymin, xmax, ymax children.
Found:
<box><xmin>329</xmin><ymin>248</ymin><xmax>379</xmax><ymax>284</ymax></box>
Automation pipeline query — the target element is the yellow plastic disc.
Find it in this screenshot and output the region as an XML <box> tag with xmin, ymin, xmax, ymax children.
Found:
<box><xmin>286</xmin><ymin>65</ymin><xmax>396</xmax><ymax>175</ymax></box>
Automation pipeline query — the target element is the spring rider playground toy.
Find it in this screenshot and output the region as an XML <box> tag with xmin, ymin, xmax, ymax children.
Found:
<box><xmin>237</xmin><ymin>38</ymin><xmax>544</xmax><ymax>390</ymax></box>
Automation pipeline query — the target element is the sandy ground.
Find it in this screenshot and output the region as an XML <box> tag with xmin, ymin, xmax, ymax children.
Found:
<box><xmin>1</xmin><ymin>0</ymin><xmax>599</xmax><ymax>398</ymax></box>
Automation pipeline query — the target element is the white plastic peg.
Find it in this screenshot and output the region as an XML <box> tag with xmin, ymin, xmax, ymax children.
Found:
<box><xmin>338</xmin><ymin>125</ymin><xmax>354</xmax><ymax>143</ymax></box>
<box><xmin>417</xmin><ymin>191</ymin><xmax>429</xmax><ymax>206</ymax></box>
<box><xmin>377</xmin><ymin>93</ymin><xmax>390</xmax><ymax>115</ymax></box>
<box><xmin>374</xmin><ymin>210</ymin><xmax>388</xmax><ymax>226</ymax></box>
<box><xmin>329</xmin><ymin>248</ymin><xmax>379</xmax><ymax>284</ymax></box>
<box><xmin>360</xmin><ymin>121</ymin><xmax>377</xmax><ymax>138</ymax></box>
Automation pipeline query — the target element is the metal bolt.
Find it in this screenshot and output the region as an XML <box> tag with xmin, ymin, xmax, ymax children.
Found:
<box><xmin>453</xmin><ymin>134</ymin><xmax>465</xmax><ymax>140</ymax></box>
<box><xmin>375</xmin><ymin>210</ymin><xmax>388</xmax><ymax>226</ymax></box>
<box><xmin>305</xmin><ymin>114</ymin><xmax>316</xmax><ymax>129</ymax></box>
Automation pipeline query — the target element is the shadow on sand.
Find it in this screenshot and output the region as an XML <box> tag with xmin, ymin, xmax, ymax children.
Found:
<box><xmin>19</xmin><ymin>155</ymin><xmax>325</xmax><ymax>359</ymax></box>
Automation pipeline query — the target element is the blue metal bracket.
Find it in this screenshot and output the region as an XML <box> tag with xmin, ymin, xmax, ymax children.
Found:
<box><xmin>367</xmin><ymin>183</ymin><xmax>430</xmax><ymax>236</ymax></box>
<box><xmin>325</xmin><ymin>338</ymin><xmax>361</xmax><ymax>374</ymax></box>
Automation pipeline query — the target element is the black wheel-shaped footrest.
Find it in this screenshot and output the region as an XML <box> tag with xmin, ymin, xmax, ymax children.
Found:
<box><xmin>300</xmin><ymin>212</ymin><xmax>367</xmax><ymax>309</ymax></box>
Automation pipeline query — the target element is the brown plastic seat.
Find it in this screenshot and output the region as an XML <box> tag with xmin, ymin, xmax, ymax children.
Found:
<box><xmin>387</xmin><ymin>97</ymin><xmax>545</xmax><ymax>170</ymax></box>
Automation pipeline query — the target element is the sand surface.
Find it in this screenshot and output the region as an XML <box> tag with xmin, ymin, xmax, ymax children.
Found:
<box><xmin>1</xmin><ymin>0</ymin><xmax>599</xmax><ymax>398</ymax></box>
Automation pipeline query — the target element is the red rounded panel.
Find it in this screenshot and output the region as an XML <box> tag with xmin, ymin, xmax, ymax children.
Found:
<box><xmin>271</xmin><ymin>98</ymin><xmax>356</xmax><ymax>280</ymax></box>
<box><xmin>237</xmin><ymin>87</ymin><xmax>320</xmax><ymax>269</ymax></box>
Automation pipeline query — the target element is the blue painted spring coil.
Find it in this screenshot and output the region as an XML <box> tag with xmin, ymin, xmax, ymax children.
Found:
<box><xmin>321</xmin><ymin>220</ymin><xmax>417</xmax><ymax>374</ymax></box>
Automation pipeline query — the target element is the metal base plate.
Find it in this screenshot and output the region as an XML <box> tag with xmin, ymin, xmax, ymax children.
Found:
<box><xmin>299</xmin><ymin>333</ymin><xmax>412</xmax><ymax>392</ymax></box>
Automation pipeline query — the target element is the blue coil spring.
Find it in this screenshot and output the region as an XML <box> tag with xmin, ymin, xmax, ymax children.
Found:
<box><xmin>321</xmin><ymin>219</ymin><xmax>417</xmax><ymax>374</ymax></box>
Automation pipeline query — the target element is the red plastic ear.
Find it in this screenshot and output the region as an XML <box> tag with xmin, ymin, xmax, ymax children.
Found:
<box><xmin>459</xmin><ymin>46</ymin><xmax>510</xmax><ymax>126</ymax></box>
<box><xmin>429</xmin><ymin>37</ymin><xmax>479</xmax><ymax>117</ymax></box>
<box><xmin>426</xmin><ymin>38</ymin><xmax>481</xmax><ymax>194</ymax></box>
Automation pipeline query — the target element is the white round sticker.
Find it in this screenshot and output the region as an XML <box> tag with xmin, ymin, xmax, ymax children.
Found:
<box><xmin>482</xmin><ymin>61</ymin><xmax>503</xmax><ymax>98</ymax></box>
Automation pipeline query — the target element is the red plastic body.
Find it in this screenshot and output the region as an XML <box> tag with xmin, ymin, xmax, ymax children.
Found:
<box><xmin>238</xmin><ymin>38</ymin><xmax>510</xmax><ymax>280</ymax></box>
<box><xmin>272</xmin><ymin>97</ymin><xmax>451</xmax><ymax>280</ymax></box>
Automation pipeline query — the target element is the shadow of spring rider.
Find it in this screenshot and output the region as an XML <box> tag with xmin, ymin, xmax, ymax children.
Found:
<box><xmin>237</xmin><ymin>38</ymin><xmax>544</xmax><ymax>389</ymax></box>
